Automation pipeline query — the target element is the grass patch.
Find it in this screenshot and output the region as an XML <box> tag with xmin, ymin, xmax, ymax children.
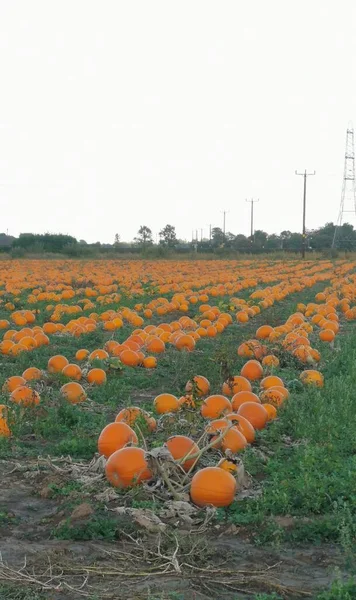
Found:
<box><xmin>218</xmin><ymin>329</ymin><xmax>356</xmax><ymax>552</ymax></box>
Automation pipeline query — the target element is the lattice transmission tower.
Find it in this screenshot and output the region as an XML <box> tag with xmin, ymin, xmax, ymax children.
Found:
<box><xmin>332</xmin><ymin>125</ymin><xmax>356</xmax><ymax>249</ymax></box>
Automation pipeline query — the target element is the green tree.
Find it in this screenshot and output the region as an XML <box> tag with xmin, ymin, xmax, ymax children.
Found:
<box><xmin>252</xmin><ymin>229</ymin><xmax>268</xmax><ymax>250</ymax></box>
<box><xmin>14</xmin><ymin>233</ymin><xmax>77</xmax><ymax>253</ymax></box>
<box><xmin>265</xmin><ymin>233</ymin><xmax>281</xmax><ymax>251</ymax></box>
<box><xmin>211</xmin><ymin>227</ymin><xmax>225</xmax><ymax>247</ymax></box>
<box><xmin>159</xmin><ymin>224</ymin><xmax>177</xmax><ymax>247</ymax></box>
<box><xmin>134</xmin><ymin>226</ymin><xmax>153</xmax><ymax>248</ymax></box>
<box><xmin>233</xmin><ymin>234</ymin><xmax>249</xmax><ymax>252</ymax></box>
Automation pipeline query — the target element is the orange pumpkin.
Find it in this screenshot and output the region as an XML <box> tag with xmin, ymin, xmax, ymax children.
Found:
<box><xmin>260</xmin><ymin>387</ymin><xmax>285</xmax><ymax>407</ymax></box>
<box><xmin>211</xmin><ymin>427</ymin><xmax>247</xmax><ymax>453</ymax></box>
<box><xmin>263</xmin><ymin>403</ymin><xmax>278</xmax><ymax>421</ymax></box>
<box><xmin>175</xmin><ymin>335</ymin><xmax>196</xmax><ymax>352</ymax></box>
<box><xmin>87</xmin><ymin>368</ymin><xmax>107</xmax><ymax>385</ymax></box>
<box><xmin>217</xmin><ymin>457</ymin><xmax>239</xmax><ymax>475</ymax></box>
<box><xmin>319</xmin><ymin>329</ymin><xmax>335</xmax><ymax>342</ymax></box>
<box><xmin>185</xmin><ymin>375</ymin><xmax>210</xmax><ymax>397</ymax></box>
<box><xmin>200</xmin><ymin>395</ymin><xmax>232</xmax><ymax>419</ymax></box>
<box><xmin>60</xmin><ymin>382</ymin><xmax>87</xmax><ymax>404</ymax></box>
<box><xmin>237</xmin><ymin>402</ymin><xmax>268</xmax><ymax>430</ymax></box>
<box><xmin>240</xmin><ymin>360</ymin><xmax>264</xmax><ymax>381</ymax></box>
<box><xmin>190</xmin><ymin>467</ymin><xmax>237</xmax><ymax>507</ymax></box>
<box><xmin>0</xmin><ymin>405</ymin><xmax>10</xmax><ymax>437</ymax></box>
<box><xmin>48</xmin><ymin>355</ymin><xmax>69</xmax><ymax>373</ymax></box>
<box><xmin>154</xmin><ymin>393</ymin><xmax>179</xmax><ymax>414</ymax></box>
<box><xmin>225</xmin><ymin>413</ymin><xmax>256</xmax><ymax>443</ymax></box>
<box><xmin>120</xmin><ymin>349</ymin><xmax>141</xmax><ymax>367</ymax></box>
<box><xmin>262</xmin><ymin>355</ymin><xmax>280</xmax><ymax>368</ymax></box>
<box><xmin>166</xmin><ymin>435</ymin><xmax>199</xmax><ymax>471</ymax></box>
<box><xmin>299</xmin><ymin>369</ymin><xmax>324</xmax><ymax>387</ymax></box>
<box><xmin>256</xmin><ymin>325</ymin><xmax>274</xmax><ymax>339</ymax></box>
<box><xmin>22</xmin><ymin>367</ymin><xmax>42</xmax><ymax>381</ymax></box>
<box><xmin>231</xmin><ymin>391</ymin><xmax>261</xmax><ymax>411</ymax></box>
<box><xmin>115</xmin><ymin>407</ymin><xmax>156</xmax><ymax>431</ymax></box>
<box><xmin>62</xmin><ymin>364</ymin><xmax>82</xmax><ymax>380</ymax></box>
<box><xmin>75</xmin><ymin>349</ymin><xmax>90</xmax><ymax>361</ymax></box>
<box><xmin>98</xmin><ymin>422</ymin><xmax>138</xmax><ymax>458</ymax></box>
<box><xmin>222</xmin><ymin>376</ymin><xmax>252</xmax><ymax>396</ymax></box>
<box><xmin>105</xmin><ymin>447</ymin><xmax>152</xmax><ymax>488</ymax></box>
<box><xmin>10</xmin><ymin>386</ymin><xmax>40</xmax><ymax>407</ymax></box>
<box><xmin>260</xmin><ymin>375</ymin><xmax>284</xmax><ymax>390</ymax></box>
<box><xmin>2</xmin><ymin>376</ymin><xmax>26</xmax><ymax>393</ymax></box>
<box><xmin>89</xmin><ymin>349</ymin><xmax>109</xmax><ymax>361</ymax></box>
<box><xmin>143</xmin><ymin>356</ymin><xmax>157</xmax><ymax>369</ymax></box>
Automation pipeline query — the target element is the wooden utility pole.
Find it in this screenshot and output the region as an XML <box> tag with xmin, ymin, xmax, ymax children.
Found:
<box><xmin>221</xmin><ymin>210</ymin><xmax>229</xmax><ymax>240</ymax></box>
<box><xmin>295</xmin><ymin>170</ymin><xmax>315</xmax><ymax>258</ymax></box>
<box><xmin>245</xmin><ymin>198</ymin><xmax>259</xmax><ymax>239</ymax></box>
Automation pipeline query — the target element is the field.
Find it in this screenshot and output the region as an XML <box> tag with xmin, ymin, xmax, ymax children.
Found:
<box><xmin>0</xmin><ymin>258</ymin><xmax>356</xmax><ymax>600</ymax></box>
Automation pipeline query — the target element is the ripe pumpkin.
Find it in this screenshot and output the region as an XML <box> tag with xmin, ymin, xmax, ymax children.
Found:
<box><xmin>154</xmin><ymin>393</ymin><xmax>179</xmax><ymax>414</ymax></box>
<box><xmin>222</xmin><ymin>376</ymin><xmax>252</xmax><ymax>396</ymax></box>
<box><xmin>240</xmin><ymin>360</ymin><xmax>264</xmax><ymax>381</ymax></box>
<box><xmin>212</xmin><ymin>427</ymin><xmax>247</xmax><ymax>453</ymax></box>
<box><xmin>205</xmin><ymin>418</ymin><xmax>229</xmax><ymax>435</ymax></box>
<box><xmin>185</xmin><ymin>375</ymin><xmax>210</xmax><ymax>397</ymax></box>
<box><xmin>120</xmin><ymin>349</ymin><xmax>141</xmax><ymax>367</ymax></box>
<box><xmin>48</xmin><ymin>355</ymin><xmax>69</xmax><ymax>373</ymax></box>
<box><xmin>263</xmin><ymin>403</ymin><xmax>278</xmax><ymax>421</ymax></box>
<box><xmin>256</xmin><ymin>325</ymin><xmax>274</xmax><ymax>339</ymax></box>
<box><xmin>190</xmin><ymin>467</ymin><xmax>237</xmax><ymax>507</ymax></box>
<box><xmin>231</xmin><ymin>391</ymin><xmax>261</xmax><ymax>411</ymax></box>
<box><xmin>115</xmin><ymin>407</ymin><xmax>156</xmax><ymax>431</ymax></box>
<box><xmin>200</xmin><ymin>395</ymin><xmax>232</xmax><ymax>419</ymax></box>
<box><xmin>260</xmin><ymin>375</ymin><xmax>284</xmax><ymax>390</ymax></box>
<box><xmin>62</xmin><ymin>364</ymin><xmax>82</xmax><ymax>381</ymax></box>
<box><xmin>87</xmin><ymin>368</ymin><xmax>107</xmax><ymax>385</ymax></box>
<box><xmin>299</xmin><ymin>369</ymin><xmax>324</xmax><ymax>387</ymax></box>
<box><xmin>319</xmin><ymin>329</ymin><xmax>335</xmax><ymax>342</ymax></box>
<box><xmin>75</xmin><ymin>349</ymin><xmax>90</xmax><ymax>361</ymax></box>
<box><xmin>178</xmin><ymin>394</ymin><xmax>196</xmax><ymax>409</ymax></box>
<box><xmin>22</xmin><ymin>367</ymin><xmax>42</xmax><ymax>381</ymax></box>
<box><xmin>143</xmin><ymin>356</ymin><xmax>157</xmax><ymax>369</ymax></box>
<box><xmin>146</xmin><ymin>337</ymin><xmax>165</xmax><ymax>354</ymax></box>
<box><xmin>217</xmin><ymin>457</ymin><xmax>239</xmax><ymax>475</ymax></box>
<box><xmin>98</xmin><ymin>422</ymin><xmax>138</xmax><ymax>458</ymax></box>
<box><xmin>238</xmin><ymin>402</ymin><xmax>268</xmax><ymax>430</ymax></box>
<box><xmin>105</xmin><ymin>447</ymin><xmax>152</xmax><ymax>488</ymax></box>
<box><xmin>2</xmin><ymin>376</ymin><xmax>26</xmax><ymax>393</ymax></box>
<box><xmin>262</xmin><ymin>354</ymin><xmax>280</xmax><ymax>368</ymax></box>
<box><xmin>0</xmin><ymin>405</ymin><xmax>10</xmax><ymax>437</ymax></box>
<box><xmin>166</xmin><ymin>435</ymin><xmax>199</xmax><ymax>471</ymax></box>
<box><xmin>60</xmin><ymin>382</ymin><xmax>87</xmax><ymax>404</ymax></box>
<box><xmin>10</xmin><ymin>386</ymin><xmax>40</xmax><ymax>407</ymax></box>
<box><xmin>260</xmin><ymin>387</ymin><xmax>285</xmax><ymax>407</ymax></box>
<box><xmin>175</xmin><ymin>335</ymin><xmax>196</xmax><ymax>351</ymax></box>
<box><xmin>89</xmin><ymin>349</ymin><xmax>109</xmax><ymax>361</ymax></box>
<box><xmin>225</xmin><ymin>413</ymin><xmax>256</xmax><ymax>443</ymax></box>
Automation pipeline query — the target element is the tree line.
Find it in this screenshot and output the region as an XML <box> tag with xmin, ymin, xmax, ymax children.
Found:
<box><xmin>0</xmin><ymin>221</ymin><xmax>354</xmax><ymax>256</ymax></box>
<box><xmin>132</xmin><ymin>222</ymin><xmax>355</xmax><ymax>252</ymax></box>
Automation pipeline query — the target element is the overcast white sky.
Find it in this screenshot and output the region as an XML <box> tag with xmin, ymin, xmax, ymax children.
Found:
<box><xmin>1</xmin><ymin>1</ymin><xmax>356</xmax><ymax>244</ymax></box>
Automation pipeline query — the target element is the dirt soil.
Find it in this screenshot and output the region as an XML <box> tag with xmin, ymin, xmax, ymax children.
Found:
<box><xmin>0</xmin><ymin>459</ymin><xmax>346</xmax><ymax>600</ymax></box>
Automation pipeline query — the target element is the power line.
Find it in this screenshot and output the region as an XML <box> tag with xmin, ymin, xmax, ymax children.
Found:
<box><xmin>295</xmin><ymin>170</ymin><xmax>315</xmax><ymax>259</ymax></box>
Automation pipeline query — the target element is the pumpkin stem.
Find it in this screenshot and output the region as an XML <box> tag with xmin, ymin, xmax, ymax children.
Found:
<box><xmin>135</xmin><ymin>423</ymin><xmax>148</xmax><ymax>451</ymax></box>
<box><xmin>179</xmin><ymin>423</ymin><xmax>235</xmax><ymax>485</ymax></box>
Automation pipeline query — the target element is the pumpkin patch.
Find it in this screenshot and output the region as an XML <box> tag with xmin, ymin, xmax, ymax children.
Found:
<box><xmin>0</xmin><ymin>256</ymin><xmax>355</xmax><ymax>594</ymax></box>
